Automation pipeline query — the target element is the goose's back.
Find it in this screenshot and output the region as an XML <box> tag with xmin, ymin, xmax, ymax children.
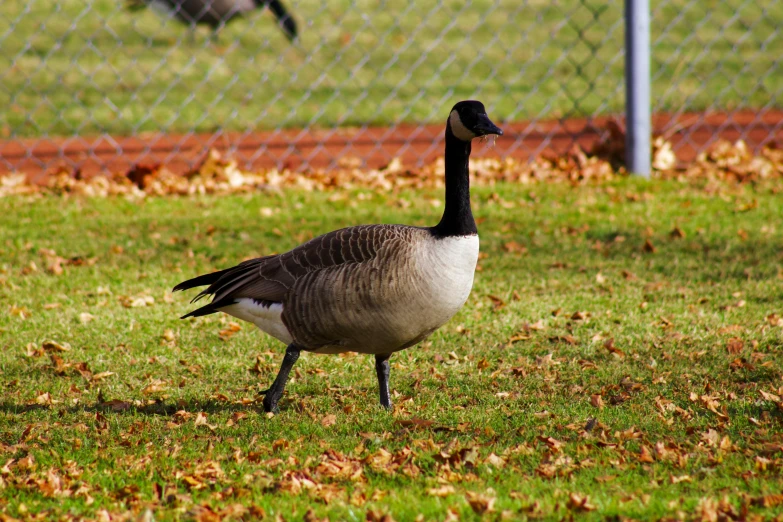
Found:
<box><xmin>159</xmin><ymin>0</ymin><xmax>256</xmax><ymax>25</ymax></box>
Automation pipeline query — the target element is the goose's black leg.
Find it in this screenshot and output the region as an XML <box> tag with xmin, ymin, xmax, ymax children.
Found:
<box><xmin>267</xmin><ymin>0</ymin><xmax>298</xmax><ymax>42</ymax></box>
<box><xmin>260</xmin><ymin>344</ymin><xmax>301</xmax><ymax>413</ymax></box>
<box><xmin>375</xmin><ymin>353</ymin><xmax>393</xmax><ymax>410</ymax></box>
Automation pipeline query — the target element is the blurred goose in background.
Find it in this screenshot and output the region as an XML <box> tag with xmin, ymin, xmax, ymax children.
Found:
<box><xmin>127</xmin><ymin>0</ymin><xmax>298</xmax><ymax>42</ymax></box>
<box><xmin>174</xmin><ymin>101</ymin><xmax>503</xmax><ymax>413</ymax></box>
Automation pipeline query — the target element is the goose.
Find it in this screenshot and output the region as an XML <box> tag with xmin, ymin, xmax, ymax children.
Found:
<box><xmin>128</xmin><ymin>0</ymin><xmax>298</xmax><ymax>42</ymax></box>
<box><xmin>174</xmin><ymin>100</ymin><xmax>503</xmax><ymax>412</ymax></box>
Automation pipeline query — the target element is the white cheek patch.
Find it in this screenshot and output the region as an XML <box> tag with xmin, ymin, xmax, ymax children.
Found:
<box><xmin>449</xmin><ymin>110</ymin><xmax>476</xmax><ymax>141</ymax></box>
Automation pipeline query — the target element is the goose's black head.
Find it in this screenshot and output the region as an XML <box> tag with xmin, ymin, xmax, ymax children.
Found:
<box><xmin>447</xmin><ymin>100</ymin><xmax>503</xmax><ymax>142</ymax></box>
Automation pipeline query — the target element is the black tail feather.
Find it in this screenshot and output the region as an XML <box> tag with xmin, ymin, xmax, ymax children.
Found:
<box><xmin>179</xmin><ymin>295</ymin><xmax>238</xmax><ymax>319</ymax></box>
<box><xmin>173</xmin><ymin>268</ymin><xmax>231</xmax><ymax>293</ymax></box>
<box><xmin>175</xmin><ymin>255</ymin><xmax>278</xmax><ymax>319</ymax></box>
<box><xmin>180</xmin><ymin>301</ymin><xmax>225</xmax><ymax>319</ymax></box>
<box><xmin>180</xmin><ymin>305</ymin><xmax>216</xmax><ymax>319</ymax></box>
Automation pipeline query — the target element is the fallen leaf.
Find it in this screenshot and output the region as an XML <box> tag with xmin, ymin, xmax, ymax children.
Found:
<box><xmin>567</xmin><ymin>493</ymin><xmax>596</xmax><ymax>512</ymax></box>
<box><xmin>603</xmin><ymin>338</ymin><xmax>624</xmax><ymax>358</ymax></box>
<box><xmin>638</xmin><ymin>445</ymin><xmax>654</xmax><ymax>463</ymax></box>
<box><xmin>42</xmin><ymin>341</ymin><xmax>71</xmax><ymax>352</ymax></box>
<box><xmin>395</xmin><ymin>418</ymin><xmax>434</xmax><ymax>430</ymax></box>
<box><xmin>427</xmin><ymin>485</ymin><xmax>455</xmax><ymax>497</ymax></box>
<box><xmin>503</xmin><ymin>241</ymin><xmax>527</xmax><ymax>254</ymax></box>
<box><xmin>466</xmin><ymin>491</ymin><xmax>496</xmax><ymax>514</ymax></box>
<box><xmin>485</xmin><ymin>453</ymin><xmax>506</xmax><ymax>468</ymax></box>
<box><xmin>726</xmin><ymin>337</ymin><xmax>744</xmax><ymax>354</ymax></box>
<box><xmin>670</xmin><ymin>226</ymin><xmax>686</xmax><ymax>239</ymax></box>
<box><xmin>119</xmin><ymin>294</ymin><xmax>155</xmax><ymax>308</ymax></box>
<box><xmin>487</xmin><ymin>295</ymin><xmax>505</xmax><ymax>311</ymax></box>
<box><xmin>751</xmin><ymin>494</ymin><xmax>783</xmax><ymax>508</ymax></box>
<box><xmin>142</xmin><ymin>380</ymin><xmax>167</xmax><ymax>395</ymax></box>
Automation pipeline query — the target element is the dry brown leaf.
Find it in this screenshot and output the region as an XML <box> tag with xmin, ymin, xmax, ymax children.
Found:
<box><xmin>119</xmin><ymin>294</ymin><xmax>155</xmax><ymax>308</ymax></box>
<box><xmin>603</xmin><ymin>338</ymin><xmax>624</xmax><ymax>358</ymax></box>
<box><xmin>759</xmin><ymin>390</ymin><xmax>781</xmax><ymax>402</ymax></box>
<box><xmin>466</xmin><ymin>490</ymin><xmax>496</xmax><ymax>514</ymax></box>
<box><xmin>638</xmin><ymin>446</ymin><xmax>655</xmax><ymax>463</ymax></box>
<box><xmin>365</xmin><ymin>510</ymin><xmax>396</xmax><ymax>522</ymax></box>
<box><xmin>487</xmin><ymin>295</ymin><xmax>505</xmax><ymax>311</ymax></box>
<box><xmin>567</xmin><ymin>493</ymin><xmax>597</xmax><ymax>512</ymax></box>
<box><xmin>42</xmin><ymin>340</ymin><xmax>71</xmax><ymax>352</ymax></box>
<box><xmin>485</xmin><ymin>453</ymin><xmax>506</xmax><ymax>468</ymax></box>
<box><xmin>751</xmin><ymin>494</ymin><xmax>783</xmax><ymax>508</ymax></box>
<box><xmin>226</xmin><ymin>411</ymin><xmax>248</xmax><ymax>427</ymax></box>
<box><xmin>219</xmin><ymin>322</ymin><xmax>242</xmax><ymax>341</ymax></box>
<box><xmin>162</xmin><ymin>329</ymin><xmax>176</xmax><ymax>343</ymax></box>
<box><xmin>726</xmin><ymin>337</ymin><xmax>744</xmax><ymax>354</ymax></box>
<box><xmin>590</xmin><ymin>394</ymin><xmax>604</xmax><ymax>409</ymax></box>
<box><xmin>670</xmin><ymin>474</ymin><xmax>692</xmax><ymax>484</ymax></box>
<box><xmin>670</xmin><ymin>226</ymin><xmax>686</xmax><ymax>239</ymax></box>
<box><xmin>141</xmin><ymin>380</ymin><xmax>167</xmax><ymax>395</ymax></box>
<box><xmin>427</xmin><ymin>485</ymin><xmax>455</xmax><ymax>497</ymax></box>
<box><xmin>503</xmin><ymin>241</ymin><xmax>527</xmax><ymax>254</ymax></box>
<box><xmin>35</xmin><ymin>392</ymin><xmax>54</xmax><ymax>405</ymax></box>
<box><xmin>303</xmin><ymin>508</ymin><xmax>328</xmax><ymax>522</ymax></box>
<box><xmin>395</xmin><ymin>418</ymin><xmax>434</xmax><ymax>430</ymax></box>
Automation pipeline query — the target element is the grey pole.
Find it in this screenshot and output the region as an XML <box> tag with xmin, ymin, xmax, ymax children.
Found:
<box><xmin>625</xmin><ymin>0</ymin><xmax>651</xmax><ymax>177</ymax></box>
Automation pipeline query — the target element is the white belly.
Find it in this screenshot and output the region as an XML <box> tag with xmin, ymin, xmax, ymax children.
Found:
<box><xmin>221</xmin><ymin>299</ymin><xmax>293</xmax><ymax>345</ymax></box>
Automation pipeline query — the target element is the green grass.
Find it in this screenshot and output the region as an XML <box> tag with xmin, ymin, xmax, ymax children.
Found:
<box><xmin>1</xmin><ymin>179</ymin><xmax>782</xmax><ymax>520</ymax></box>
<box><xmin>0</xmin><ymin>0</ymin><xmax>780</xmax><ymax>138</ymax></box>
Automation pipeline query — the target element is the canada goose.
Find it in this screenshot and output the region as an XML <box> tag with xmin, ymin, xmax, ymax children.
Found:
<box><xmin>174</xmin><ymin>100</ymin><xmax>503</xmax><ymax>412</ymax></box>
<box><xmin>128</xmin><ymin>0</ymin><xmax>298</xmax><ymax>42</ymax></box>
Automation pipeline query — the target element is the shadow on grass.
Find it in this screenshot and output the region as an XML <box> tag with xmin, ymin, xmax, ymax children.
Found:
<box><xmin>0</xmin><ymin>398</ymin><xmax>270</xmax><ymax>417</ymax></box>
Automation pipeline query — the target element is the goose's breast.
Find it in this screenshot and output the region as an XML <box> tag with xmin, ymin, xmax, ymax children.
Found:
<box><xmin>415</xmin><ymin>234</ymin><xmax>480</xmax><ymax>316</ymax></box>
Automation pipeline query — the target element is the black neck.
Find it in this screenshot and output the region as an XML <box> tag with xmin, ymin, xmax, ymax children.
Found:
<box><xmin>433</xmin><ymin>128</ymin><xmax>476</xmax><ymax>237</ymax></box>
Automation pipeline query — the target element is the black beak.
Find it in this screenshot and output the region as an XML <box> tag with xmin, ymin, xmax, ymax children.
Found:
<box><xmin>474</xmin><ymin>114</ymin><xmax>503</xmax><ymax>137</ymax></box>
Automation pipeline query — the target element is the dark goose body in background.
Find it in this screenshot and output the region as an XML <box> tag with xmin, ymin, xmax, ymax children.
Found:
<box><xmin>130</xmin><ymin>0</ymin><xmax>298</xmax><ymax>41</ymax></box>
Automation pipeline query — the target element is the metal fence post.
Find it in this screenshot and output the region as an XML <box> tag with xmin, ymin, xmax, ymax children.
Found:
<box><xmin>625</xmin><ymin>0</ymin><xmax>651</xmax><ymax>177</ymax></box>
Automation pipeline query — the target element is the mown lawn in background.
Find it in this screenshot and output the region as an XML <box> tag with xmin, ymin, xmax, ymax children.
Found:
<box><xmin>0</xmin><ymin>178</ymin><xmax>782</xmax><ymax>520</ymax></box>
<box><xmin>0</xmin><ymin>0</ymin><xmax>780</xmax><ymax>138</ymax></box>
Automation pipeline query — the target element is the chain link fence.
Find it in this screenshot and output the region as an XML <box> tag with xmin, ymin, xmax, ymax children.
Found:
<box><xmin>0</xmin><ymin>0</ymin><xmax>780</xmax><ymax>176</ymax></box>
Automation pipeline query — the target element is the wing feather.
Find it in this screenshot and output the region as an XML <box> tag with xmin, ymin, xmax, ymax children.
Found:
<box><xmin>175</xmin><ymin>224</ymin><xmax>413</xmax><ymax>317</ymax></box>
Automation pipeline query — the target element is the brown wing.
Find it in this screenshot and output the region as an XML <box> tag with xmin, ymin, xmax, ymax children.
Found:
<box><xmin>177</xmin><ymin>224</ymin><xmax>411</xmax><ymax>317</ymax></box>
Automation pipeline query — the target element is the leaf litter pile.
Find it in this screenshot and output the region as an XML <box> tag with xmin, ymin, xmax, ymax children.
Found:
<box><xmin>0</xmin><ymin>139</ymin><xmax>782</xmax><ymax>521</ymax></box>
<box><xmin>2</xmin><ymin>138</ymin><xmax>783</xmax><ymax>198</ymax></box>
